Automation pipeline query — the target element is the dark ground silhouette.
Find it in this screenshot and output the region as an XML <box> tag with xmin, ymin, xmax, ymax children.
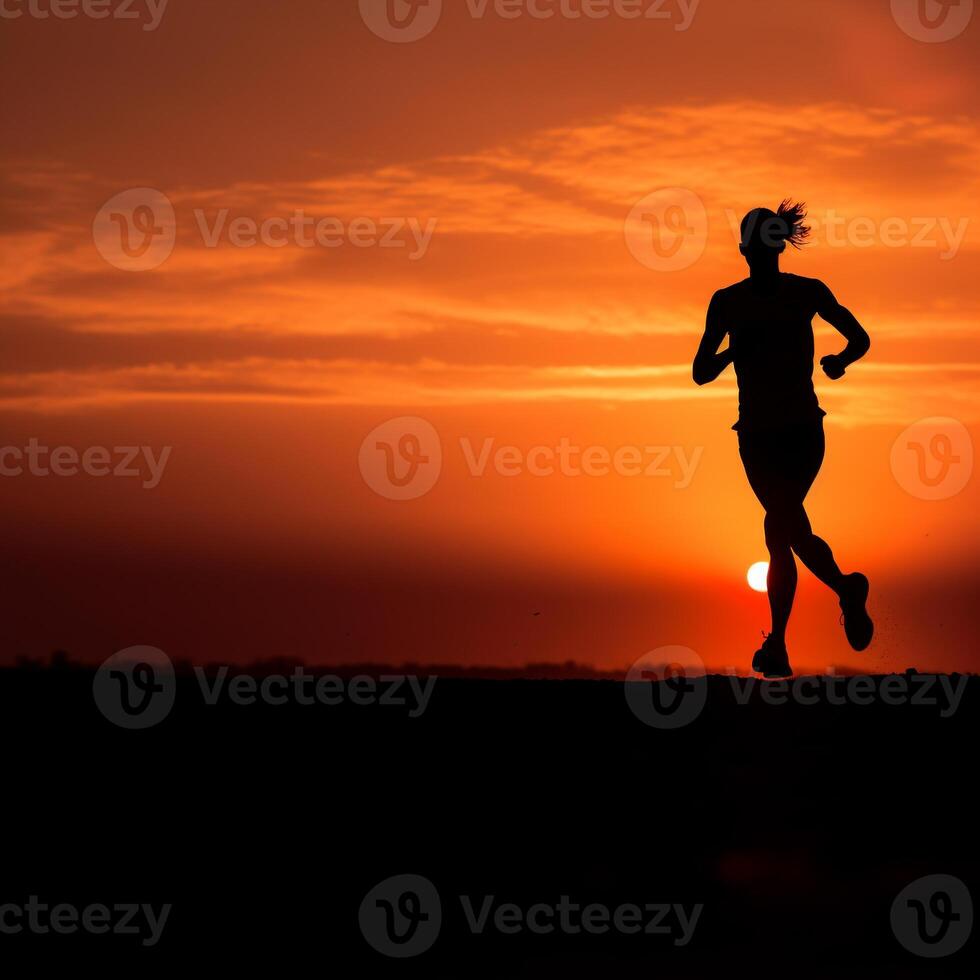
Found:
<box><xmin>2</xmin><ymin>656</ymin><xmax>977</xmax><ymax>974</ymax></box>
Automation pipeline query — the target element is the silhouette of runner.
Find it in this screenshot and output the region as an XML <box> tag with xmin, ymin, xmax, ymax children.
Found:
<box><xmin>693</xmin><ymin>201</ymin><xmax>873</xmax><ymax>677</ymax></box>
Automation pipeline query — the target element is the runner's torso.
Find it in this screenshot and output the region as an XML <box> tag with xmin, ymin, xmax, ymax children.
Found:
<box><xmin>721</xmin><ymin>272</ymin><xmax>826</xmax><ymax>432</ymax></box>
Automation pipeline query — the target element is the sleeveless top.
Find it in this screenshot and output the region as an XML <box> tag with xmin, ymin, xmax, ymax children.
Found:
<box><xmin>721</xmin><ymin>273</ymin><xmax>827</xmax><ymax>432</ymax></box>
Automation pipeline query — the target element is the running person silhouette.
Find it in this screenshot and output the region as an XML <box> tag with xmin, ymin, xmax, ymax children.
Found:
<box><xmin>693</xmin><ymin>201</ymin><xmax>873</xmax><ymax>677</ymax></box>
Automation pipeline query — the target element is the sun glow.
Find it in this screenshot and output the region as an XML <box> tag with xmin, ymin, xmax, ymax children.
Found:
<box><xmin>747</xmin><ymin>562</ymin><xmax>770</xmax><ymax>593</ymax></box>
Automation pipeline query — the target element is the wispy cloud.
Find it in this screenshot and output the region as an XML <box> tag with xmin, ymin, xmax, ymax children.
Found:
<box><xmin>1</xmin><ymin>102</ymin><xmax>978</xmax><ymax>417</ymax></box>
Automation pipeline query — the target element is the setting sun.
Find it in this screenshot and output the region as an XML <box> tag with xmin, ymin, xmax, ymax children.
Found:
<box><xmin>747</xmin><ymin>562</ymin><xmax>770</xmax><ymax>593</ymax></box>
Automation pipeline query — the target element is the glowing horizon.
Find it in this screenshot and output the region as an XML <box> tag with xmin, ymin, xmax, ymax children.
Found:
<box><xmin>0</xmin><ymin>0</ymin><xmax>977</xmax><ymax>673</ymax></box>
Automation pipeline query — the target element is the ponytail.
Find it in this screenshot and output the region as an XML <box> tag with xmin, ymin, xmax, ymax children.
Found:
<box><xmin>774</xmin><ymin>199</ymin><xmax>811</xmax><ymax>249</ymax></box>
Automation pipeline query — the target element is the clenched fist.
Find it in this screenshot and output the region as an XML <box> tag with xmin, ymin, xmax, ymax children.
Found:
<box><xmin>820</xmin><ymin>354</ymin><xmax>846</xmax><ymax>380</ymax></box>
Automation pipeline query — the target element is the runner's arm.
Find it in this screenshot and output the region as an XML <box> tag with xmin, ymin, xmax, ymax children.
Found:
<box><xmin>815</xmin><ymin>281</ymin><xmax>870</xmax><ymax>379</ymax></box>
<box><xmin>693</xmin><ymin>291</ymin><xmax>733</xmax><ymax>386</ymax></box>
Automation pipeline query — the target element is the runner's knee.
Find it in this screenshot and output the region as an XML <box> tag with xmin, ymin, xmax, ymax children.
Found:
<box><xmin>764</xmin><ymin>511</ymin><xmax>794</xmax><ymax>551</ymax></box>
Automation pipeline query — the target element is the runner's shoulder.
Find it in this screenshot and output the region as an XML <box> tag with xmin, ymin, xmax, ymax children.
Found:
<box><xmin>783</xmin><ymin>272</ymin><xmax>831</xmax><ymax>298</ymax></box>
<box><xmin>712</xmin><ymin>279</ymin><xmax>750</xmax><ymax>303</ymax></box>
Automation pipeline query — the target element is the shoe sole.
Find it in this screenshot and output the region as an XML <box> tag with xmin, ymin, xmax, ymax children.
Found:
<box><xmin>842</xmin><ymin>573</ymin><xmax>874</xmax><ymax>652</ymax></box>
<box><xmin>752</xmin><ymin>651</ymin><xmax>793</xmax><ymax>678</ymax></box>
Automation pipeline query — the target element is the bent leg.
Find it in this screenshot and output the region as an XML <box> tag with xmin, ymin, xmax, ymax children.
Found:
<box><xmin>790</xmin><ymin>507</ymin><xmax>845</xmax><ymax>597</ymax></box>
<box><xmin>778</xmin><ymin>423</ymin><xmax>847</xmax><ymax>597</ymax></box>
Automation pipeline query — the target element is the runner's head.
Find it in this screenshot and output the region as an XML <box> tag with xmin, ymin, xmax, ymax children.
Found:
<box><xmin>739</xmin><ymin>200</ymin><xmax>810</xmax><ymax>262</ymax></box>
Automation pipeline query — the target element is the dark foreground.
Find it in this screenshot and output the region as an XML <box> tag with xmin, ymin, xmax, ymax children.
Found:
<box><xmin>2</xmin><ymin>663</ymin><xmax>977</xmax><ymax>975</ymax></box>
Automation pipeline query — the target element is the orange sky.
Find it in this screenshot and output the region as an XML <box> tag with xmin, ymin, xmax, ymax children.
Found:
<box><xmin>0</xmin><ymin>0</ymin><xmax>977</xmax><ymax>672</ymax></box>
